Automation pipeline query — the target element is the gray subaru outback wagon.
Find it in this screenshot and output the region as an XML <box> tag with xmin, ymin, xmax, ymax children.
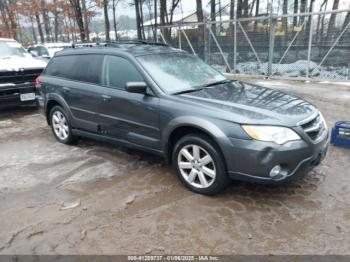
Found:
<box><xmin>36</xmin><ymin>42</ymin><xmax>329</xmax><ymax>195</ymax></box>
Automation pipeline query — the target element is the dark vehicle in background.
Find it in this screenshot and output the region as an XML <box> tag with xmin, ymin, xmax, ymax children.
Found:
<box><xmin>0</xmin><ymin>38</ymin><xmax>47</xmax><ymax>108</ymax></box>
<box><xmin>27</xmin><ymin>43</ymin><xmax>72</xmax><ymax>60</ymax></box>
<box><xmin>37</xmin><ymin>42</ymin><xmax>329</xmax><ymax>195</ymax></box>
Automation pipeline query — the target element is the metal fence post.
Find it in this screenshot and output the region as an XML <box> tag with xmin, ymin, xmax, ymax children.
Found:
<box><xmin>204</xmin><ymin>18</ymin><xmax>208</xmax><ymax>62</ymax></box>
<box><xmin>268</xmin><ymin>3</ymin><xmax>275</xmax><ymax>77</ymax></box>
<box><xmin>306</xmin><ymin>9</ymin><xmax>314</xmax><ymax>79</ymax></box>
<box><xmin>208</xmin><ymin>21</ymin><xmax>211</xmax><ymax>64</ymax></box>
<box><xmin>178</xmin><ymin>24</ymin><xmax>182</xmax><ymax>49</ymax></box>
<box><xmin>233</xmin><ymin>20</ymin><xmax>237</xmax><ymax>73</ymax></box>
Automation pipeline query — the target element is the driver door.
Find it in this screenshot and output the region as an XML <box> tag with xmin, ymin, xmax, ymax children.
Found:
<box><xmin>98</xmin><ymin>55</ymin><xmax>161</xmax><ymax>151</ymax></box>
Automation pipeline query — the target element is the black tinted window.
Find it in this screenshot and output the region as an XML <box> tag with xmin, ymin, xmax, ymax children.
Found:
<box><xmin>45</xmin><ymin>56</ymin><xmax>74</xmax><ymax>78</ymax></box>
<box><xmin>102</xmin><ymin>55</ymin><xmax>144</xmax><ymax>89</ymax></box>
<box><xmin>45</xmin><ymin>54</ymin><xmax>103</xmax><ymax>84</ymax></box>
<box><xmin>37</xmin><ymin>46</ymin><xmax>49</xmax><ymax>56</ymax></box>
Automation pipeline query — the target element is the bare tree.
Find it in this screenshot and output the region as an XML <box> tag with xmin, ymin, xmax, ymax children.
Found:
<box><xmin>139</xmin><ymin>0</ymin><xmax>145</xmax><ymax>39</ymax></box>
<box><xmin>18</xmin><ymin>0</ymin><xmax>39</xmax><ymax>42</ymax></box>
<box><xmin>242</xmin><ymin>0</ymin><xmax>248</xmax><ymax>17</ymax></box>
<box><xmin>254</xmin><ymin>0</ymin><xmax>260</xmax><ymax>31</ymax></box>
<box><xmin>196</xmin><ymin>0</ymin><xmax>204</xmax><ymax>49</ymax></box>
<box><xmin>299</xmin><ymin>0</ymin><xmax>307</xmax><ymax>25</ymax></box>
<box><xmin>229</xmin><ymin>0</ymin><xmax>234</xmax><ymax>34</ymax></box>
<box><xmin>282</xmin><ymin>0</ymin><xmax>288</xmax><ymax>44</ymax></box>
<box><xmin>326</xmin><ymin>0</ymin><xmax>339</xmax><ymax>42</ymax></box>
<box><xmin>103</xmin><ymin>0</ymin><xmax>110</xmax><ymax>40</ymax></box>
<box><xmin>210</xmin><ymin>0</ymin><xmax>216</xmax><ymax>34</ymax></box>
<box><xmin>134</xmin><ymin>0</ymin><xmax>142</xmax><ymax>39</ymax></box>
<box><xmin>196</xmin><ymin>0</ymin><xmax>203</xmax><ymax>22</ymax></box>
<box><xmin>168</xmin><ymin>0</ymin><xmax>180</xmax><ymax>25</ymax></box>
<box><xmin>154</xmin><ymin>0</ymin><xmax>157</xmax><ymax>41</ymax></box>
<box><xmin>159</xmin><ymin>0</ymin><xmax>167</xmax><ymax>41</ymax></box>
<box><xmin>237</xmin><ymin>0</ymin><xmax>242</xmax><ymax>18</ymax></box>
<box><xmin>35</xmin><ymin>11</ymin><xmax>45</xmax><ymax>43</ymax></box>
<box><xmin>81</xmin><ymin>0</ymin><xmax>90</xmax><ymax>41</ymax></box>
<box><xmin>68</xmin><ymin>0</ymin><xmax>86</xmax><ymax>41</ymax></box>
<box><xmin>316</xmin><ymin>0</ymin><xmax>327</xmax><ymax>43</ymax></box>
<box><xmin>29</xmin><ymin>16</ymin><xmax>38</xmax><ymax>43</ymax></box>
<box><xmin>112</xmin><ymin>0</ymin><xmax>119</xmax><ymax>40</ymax></box>
<box><xmin>4</xmin><ymin>0</ymin><xmax>18</xmax><ymax>39</ymax></box>
<box><xmin>158</xmin><ymin>0</ymin><xmax>180</xmax><ymax>42</ymax></box>
<box><xmin>0</xmin><ymin>1</ymin><xmax>11</xmax><ymax>38</ymax></box>
<box><xmin>304</xmin><ymin>0</ymin><xmax>315</xmax><ymax>42</ymax></box>
<box><xmin>293</xmin><ymin>0</ymin><xmax>299</xmax><ymax>27</ymax></box>
<box><xmin>40</xmin><ymin>0</ymin><xmax>51</xmax><ymax>41</ymax></box>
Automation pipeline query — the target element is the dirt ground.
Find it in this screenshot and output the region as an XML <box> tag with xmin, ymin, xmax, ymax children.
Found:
<box><xmin>0</xmin><ymin>78</ymin><xmax>350</xmax><ymax>255</ymax></box>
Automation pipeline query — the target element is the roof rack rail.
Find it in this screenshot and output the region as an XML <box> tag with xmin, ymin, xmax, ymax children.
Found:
<box><xmin>70</xmin><ymin>40</ymin><xmax>168</xmax><ymax>49</ymax></box>
<box><xmin>105</xmin><ymin>40</ymin><xmax>168</xmax><ymax>46</ymax></box>
<box><xmin>71</xmin><ymin>42</ymin><xmax>103</xmax><ymax>48</ymax></box>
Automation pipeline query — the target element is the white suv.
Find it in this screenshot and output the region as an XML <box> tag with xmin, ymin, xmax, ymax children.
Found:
<box><xmin>0</xmin><ymin>38</ymin><xmax>47</xmax><ymax>107</ymax></box>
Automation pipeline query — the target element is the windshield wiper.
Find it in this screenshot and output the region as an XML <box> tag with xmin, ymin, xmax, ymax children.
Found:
<box><xmin>173</xmin><ymin>80</ymin><xmax>232</xmax><ymax>95</ymax></box>
<box><xmin>173</xmin><ymin>87</ymin><xmax>204</xmax><ymax>95</ymax></box>
<box><xmin>203</xmin><ymin>79</ymin><xmax>232</xmax><ymax>87</ymax></box>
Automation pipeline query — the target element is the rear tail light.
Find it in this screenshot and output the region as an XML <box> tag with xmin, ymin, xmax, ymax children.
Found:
<box><xmin>35</xmin><ymin>75</ymin><xmax>43</xmax><ymax>89</ymax></box>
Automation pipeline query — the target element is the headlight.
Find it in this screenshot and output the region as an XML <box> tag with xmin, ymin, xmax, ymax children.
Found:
<box><xmin>319</xmin><ymin>112</ymin><xmax>328</xmax><ymax>130</ymax></box>
<box><xmin>242</xmin><ymin>125</ymin><xmax>301</xmax><ymax>145</ymax></box>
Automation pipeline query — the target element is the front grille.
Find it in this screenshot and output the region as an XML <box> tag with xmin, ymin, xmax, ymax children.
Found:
<box><xmin>301</xmin><ymin>114</ymin><xmax>326</xmax><ymax>142</ymax></box>
<box><xmin>0</xmin><ymin>68</ymin><xmax>43</xmax><ymax>85</ymax></box>
<box><xmin>0</xmin><ymin>69</ymin><xmax>42</xmax><ymax>97</ymax></box>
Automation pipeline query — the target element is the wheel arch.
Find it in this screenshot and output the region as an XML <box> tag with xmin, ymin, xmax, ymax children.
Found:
<box><xmin>45</xmin><ymin>94</ymin><xmax>73</xmax><ymax>126</ymax></box>
<box><xmin>163</xmin><ymin>117</ymin><xmax>230</xmax><ymax>166</ymax></box>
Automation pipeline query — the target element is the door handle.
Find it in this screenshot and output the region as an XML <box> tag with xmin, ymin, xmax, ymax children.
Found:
<box><xmin>101</xmin><ymin>94</ymin><xmax>112</xmax><ymax>101</ymax></box>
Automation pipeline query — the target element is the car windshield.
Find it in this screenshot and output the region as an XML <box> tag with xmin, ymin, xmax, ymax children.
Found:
<box><xmin>0</xmin><ymin>41</ymin><xmax>27</xmax><ymax>58</ymax></box>
<box><xmin>137</xmin><ymin>52</ymin><xmax>227</xmax><ymax>94</ymax></box>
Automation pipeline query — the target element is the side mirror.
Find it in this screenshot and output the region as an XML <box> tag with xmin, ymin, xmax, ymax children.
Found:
<box><xmin>125</xmin><ymin>82</ymin><xmax>147</xmax><ymax>94</ymax></box>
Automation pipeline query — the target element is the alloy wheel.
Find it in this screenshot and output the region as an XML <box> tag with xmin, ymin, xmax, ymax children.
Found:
<box><xmin>52</xmin><ymin>111</ymin><xmax>69</xmax><ymax>140</ymax></box>
<box><xmin>177</xmin><ymin>144</ymin><xmax>216</xmax><ymax>188</ymax></box>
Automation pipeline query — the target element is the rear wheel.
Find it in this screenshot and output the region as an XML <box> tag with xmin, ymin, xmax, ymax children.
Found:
<box><xmin>172</xmin><ymin>134</ymin><xmax>230</xmax><ymax>195</ymax></box>
<box><xmin>50</xmin><ymin>106</ymin><xmax>76</xmax><ymax>144</ymax></box>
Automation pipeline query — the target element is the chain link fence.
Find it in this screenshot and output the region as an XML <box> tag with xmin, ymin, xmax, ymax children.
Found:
<box><xmin>155</xmin><ymin>8</ymin><xmax>350</xmax><ymax>81</ymax></box>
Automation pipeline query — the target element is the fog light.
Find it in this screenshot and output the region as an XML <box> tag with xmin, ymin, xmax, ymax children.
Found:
<box><xmin>269</xmin><ymin>165</ymin><xmax>281</xmax><ymax>177</ymax></box>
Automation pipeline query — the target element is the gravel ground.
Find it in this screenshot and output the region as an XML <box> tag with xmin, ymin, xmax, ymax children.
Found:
<box><xmin>0</xmin><ymin>78</ymin><xmax>349</xmax><ymax>255</ymax></box>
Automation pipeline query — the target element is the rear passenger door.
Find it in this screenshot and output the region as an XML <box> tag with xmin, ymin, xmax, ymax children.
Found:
<box><xmin>98</xmin><ymin>55</ymin><xmax>161</xmax><ymax>150</ymax></box>
<box><xmin>45</xmin><ymin>54</ymin><xmax>104</xmax><ymax>133</ymax></box>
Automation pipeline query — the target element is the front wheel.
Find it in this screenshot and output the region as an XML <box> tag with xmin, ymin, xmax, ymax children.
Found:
<box><xmin>172</xmin><ymin>134</ymin><xmax>230</xmax><ymax>195</ymax></box>
<box><xmin>50</xmin><ymin>106</ymin><xmax>76</xmax><ymax>145</ymax></box>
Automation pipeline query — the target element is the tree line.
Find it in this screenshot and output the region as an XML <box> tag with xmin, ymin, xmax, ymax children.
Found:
<box><xmin>0</xmin><ymin>0</ymin><xmax>349</xmax><ymax>44</ymax></box>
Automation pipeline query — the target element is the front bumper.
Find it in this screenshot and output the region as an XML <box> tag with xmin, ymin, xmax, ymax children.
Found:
<box><xmin>226</xmin><ymin>131</ymin><xmax>329</xmax><ymax>183</ymax></box>
<box><xmin>0</xmin><ymin>83</ymin><xmax>37</xmax><ymax>108</ymax></box>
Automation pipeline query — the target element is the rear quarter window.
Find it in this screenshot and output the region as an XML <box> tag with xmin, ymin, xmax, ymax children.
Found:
<box><xmin>45</xmin><ymin>54</ymin><xmax>104</xmax><ymax>85</ymax></box>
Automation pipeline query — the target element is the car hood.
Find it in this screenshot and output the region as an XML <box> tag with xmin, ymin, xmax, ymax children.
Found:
<box><xmin>0</xmin><ymin>55</ymin><xmax>47</xmax><ymax>71</ymax></box>
<box><xmin>178</xmin><ymin>81</ymin><xmax>317</xmax><ymax>126</ymax></box>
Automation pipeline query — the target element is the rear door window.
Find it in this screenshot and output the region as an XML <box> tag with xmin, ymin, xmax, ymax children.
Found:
<box><xmin>45</xmin><ymin>54</ymin><xmax>104</xmax><ymax>85</ymax></box>
<box><xmin>102</xmin><ymin>55</ymin><xmax>144</xmax><ymax>89</ymax></box>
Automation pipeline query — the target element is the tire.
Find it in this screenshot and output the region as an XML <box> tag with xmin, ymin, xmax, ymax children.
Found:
<box><xmin>172</xmin><ymin>134</ymin><xmax>230</xmax><ymax>195</ymax></box>
<box><xmin>49</xmin><ymin>105</ymin><xmax>76</xmax><ymax>145</ymax></box>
